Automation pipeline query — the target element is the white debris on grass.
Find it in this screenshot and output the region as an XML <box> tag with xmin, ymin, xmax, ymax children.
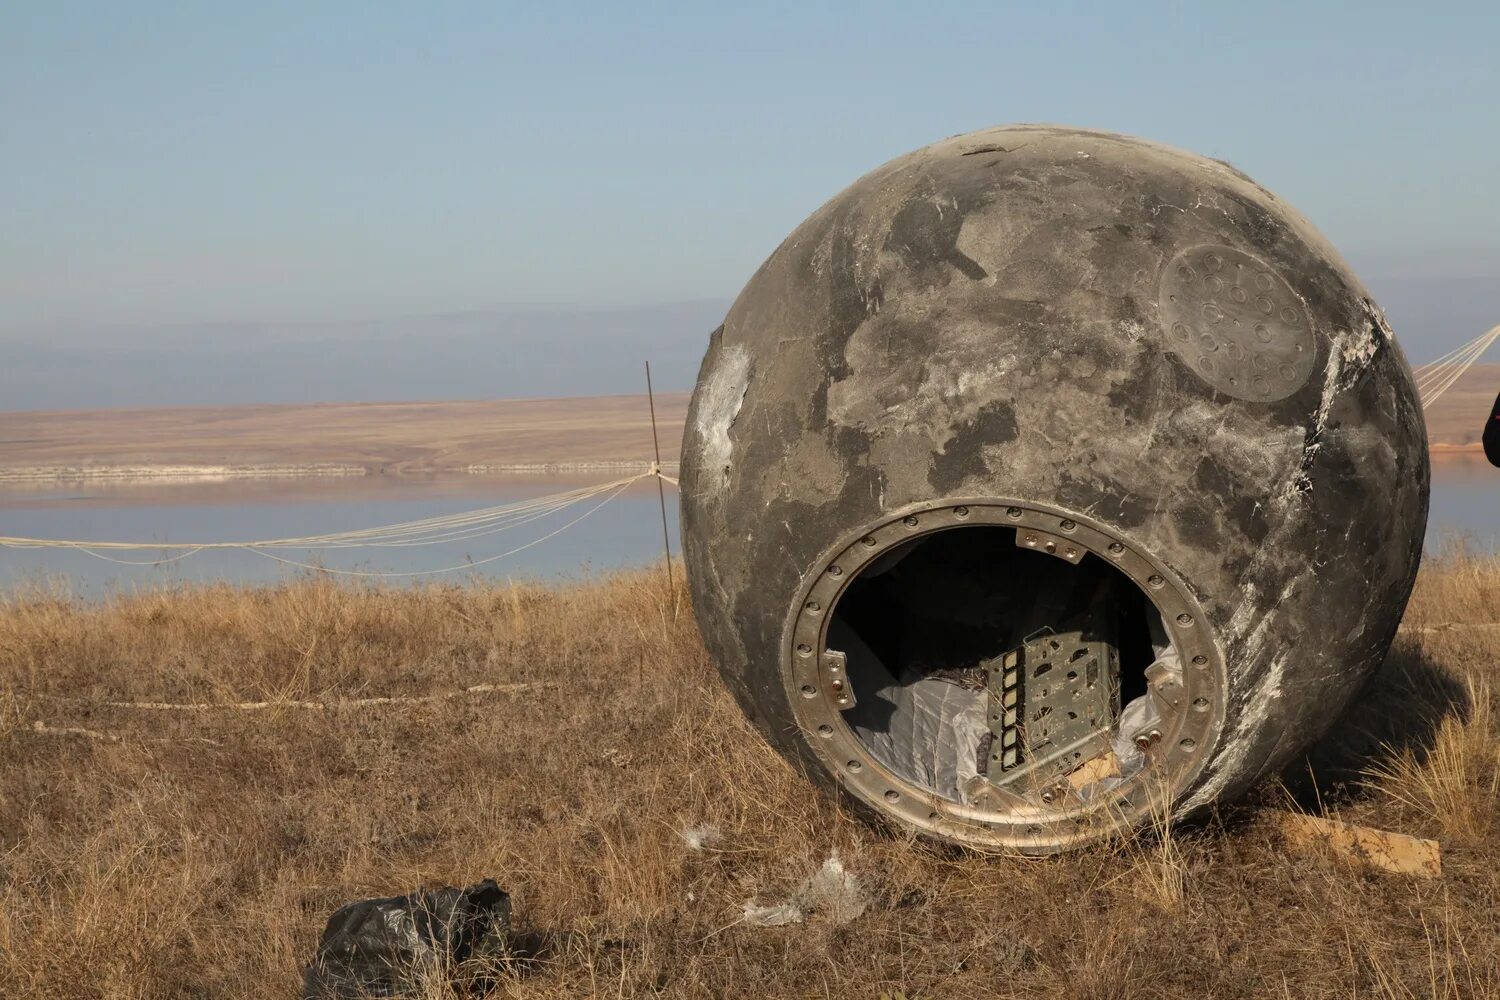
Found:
<box><xmin>678</xmin><ymin>824</ymin><xmax>721</xmax><ymax>851</ymax></box>
<box><xmin>741</xmin><ymin>851</ymin><xmax>868</xmax><ymax>927</ymax></box>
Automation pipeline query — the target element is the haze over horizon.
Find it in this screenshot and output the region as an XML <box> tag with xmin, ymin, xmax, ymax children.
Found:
<box><xmin>4</xmin><ymin>3</ymin><xmax>1498</xmax><ymax>410</ymax></box>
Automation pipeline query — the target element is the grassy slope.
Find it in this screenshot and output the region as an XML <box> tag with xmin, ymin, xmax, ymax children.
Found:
<box><xmin>1</xmin><ymin>556</ymin><xmax>1498</xmax><ymax>999</ymax></box>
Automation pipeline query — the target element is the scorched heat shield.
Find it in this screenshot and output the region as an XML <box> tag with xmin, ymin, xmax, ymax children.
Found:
<box><xmin>680</xmin><ymin>125</ymin><xmax>1428</xmax><ymax>852</ymax></box>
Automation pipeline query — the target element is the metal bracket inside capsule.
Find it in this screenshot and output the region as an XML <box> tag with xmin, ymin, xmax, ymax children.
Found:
<box><xmin>1016</xmin><ymin>528</ymin><xmax>1084</xmax><ymax>563</ymax></box>
<box><xmin>822</xmin><ymin>649</ymin><xmax>856</xmax><ymax>710</ymax></box>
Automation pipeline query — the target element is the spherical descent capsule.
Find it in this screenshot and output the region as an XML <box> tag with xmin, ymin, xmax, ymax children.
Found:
<box><xmin>680</xmin><ymin>125</ymin><xmax>1428</xmax><ymax>853</ymax></box>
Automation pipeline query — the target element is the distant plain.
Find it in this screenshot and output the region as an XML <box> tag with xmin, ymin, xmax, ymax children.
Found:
<box><xmin>0</xmin><ymin>393</ymin><xmax>691</xmax><ymax>480</ymax></box>
<box><xmin>0</xmin><ymin>365</ymin><xmax>1493</xmax><ymax>482</ymax></box>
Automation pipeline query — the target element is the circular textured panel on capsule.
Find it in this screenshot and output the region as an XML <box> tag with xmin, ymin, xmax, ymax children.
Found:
<box><xmin>1158</xmin><ymin>245</ymin><xmax>1315</xmax><ymax>401</ymax></box>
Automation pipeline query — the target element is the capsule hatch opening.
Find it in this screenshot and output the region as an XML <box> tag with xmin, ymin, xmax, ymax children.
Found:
<box><xmin>824</xmin><ymin>525</ymin><xmax>1177</xmax><ymax>809</ymax></box>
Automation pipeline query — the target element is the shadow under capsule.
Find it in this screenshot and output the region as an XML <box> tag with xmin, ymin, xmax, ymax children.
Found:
<box><xmin>1277</xmin><ymin>637</ymin><xmax>1471</xmax><ymax>807</ymax></box>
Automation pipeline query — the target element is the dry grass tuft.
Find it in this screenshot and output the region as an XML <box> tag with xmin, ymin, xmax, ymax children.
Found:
<box><xmin>1</xmin><ymin>552</ymin><xmax>1498</xmax><ymax>999</ymax></box>
<box><xmin>1365</xmin><ymin>676</ymin><xmax>1500</xmax><ymax>844</ymax></box>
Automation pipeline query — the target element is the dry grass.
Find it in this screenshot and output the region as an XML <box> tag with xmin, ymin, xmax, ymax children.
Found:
<box><xmin>1</xmin><ymin>553</ymin><xmax>1498</xmax><ymax>999</ymax></box>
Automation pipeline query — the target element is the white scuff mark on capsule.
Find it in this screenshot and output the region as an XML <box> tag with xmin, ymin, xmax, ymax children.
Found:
<box><xmin>694</xmin><ymin>345</ymin><xmax>753</xmax><ymax>489</ymax></box>
<box><xmin>1225</xmin><ymin>583</ymin><xmax>1260</xmax><ymax>642</ymax></box>
<box><xmin>1270</xmin><ymin>346</ymin><xmax>1346</xmax><ymax>506</ymax></box>
<box><xmin>1180</xmin><ymin>649</ymin><xmax>1289</xmax><ymax>813</ymax></box>
<box><xmin>1340</xmin><ymin>323</ymin><xmax>1380</xmax><ymax>367</ymax></box>
<box><xmin>829</xmin><ymin>325</ymin><xmax>1018</xmax><ymax>444</ymax></box>
<box><xmin>1181</xmin><ymin>575</ymin><xmax>1300</xmax><ymax>813</ymax></box>
<box><xmin>1364</xmin><ymin>300</ymin><xmax>1396</xmax><ymax>342</ymax></box>
<box><xmin>1315</xmin><ymin>342</ymin><xmax>1348</xmax><ymax>424</ymax></box>
<box><xmin>955</xmin><ymin>357</ymin><xmax>1016</xmax><ymax>396</ymax></box>
<box><xmin>1305</xmin><ymin>346</ymin><xmax>1347</xmax><ymax>457</ymax></box>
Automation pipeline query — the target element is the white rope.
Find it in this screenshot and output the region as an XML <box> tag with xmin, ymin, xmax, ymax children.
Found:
<box><xmin>1414</xmin><ymin>331</ymin><xmax>1493</xmax><ymax>375</ymax></box>
<box><xmin>1418</xmin><ymin>352</ymin><xmax>1483</xmax><ymax>408</ymax></box>
<box><xmin>0</xmin><ymin>469</ymin><xmax>681</xmax><ymax>578</ymax></box>
<box><xmin>29</xmin><ymin>720</ymin><xmax>222</xmax><ymax>746</ymax></box>
<box><xmin>71</xmin><ymin>546</ymin><xmax>208</xmax><ymax>567</ymax></box>
<box><xmin>25</xmin><ymin>681</ymin><xmax>552</xmax><ymax>745</ymax></box>
<box><xmin>1414</xmin><ymin>324</ymin><xmax>1496</xmax><ymax>379</ymax></box>
<box><xmin>1415</xmin><ymin>334</ymin><xmax>1491</xmax><ymax>393</ymax></box>
<box><xmin>33</xmin><ymin>680</ymin><xmax>549</xmax><ymax>711</ymax></box>
<box><xmin>1415</xmin><ymin>338</ymin><xmax>1481</xmax><ymax>393</ymax></box>
<box><xmin>243</xmin><ymin>477</ymin><xmax>635</xmax><ymax>578</ymax></box>
<box><xmin>1413</xmin><ymin>324</ymin><xmax>1499</xmax><ymax>409</ymax></box>
<box><xmin>0</xmin><ymin>475</ymin><xmax>641</xmax><ymax>551</ymax></box>
<box><xmin>258</xmin><ymin>479</ymin><xmax>628</xmax><ymax>548</ymax></box>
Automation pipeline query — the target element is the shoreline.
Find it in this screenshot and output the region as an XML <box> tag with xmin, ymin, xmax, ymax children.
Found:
<box><xmin>1429</xmin><ymin>443</ymin><xmax>1490</xmax><ymax>459</ymax></box>
<box><xmin>1</xmin><ymin>384</ymin><xmax>1486</xmax><ymax>488</ymax></box>
<box><xmin>0</xmin><ymin>459</ymin><xmax>681</xmax><ymax>488</ymax></box>
<box><xmin>0</xmin><ymin>447</ymin><xmax>1479</xmax><ymax>488</ymax></box>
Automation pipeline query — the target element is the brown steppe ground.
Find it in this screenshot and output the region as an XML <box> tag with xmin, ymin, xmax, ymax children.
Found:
<box><xmin>1</xmin><ymin>361</ymin><xmax>1494</xmax><ymax>476</ymax></box>
<box><xmin>0</xmin><ymin>393</ymin><xmax>691</xmax><ymax>475</ymax></box>
<box><xmin>1</xmin><ymin>553</ymin><xmax>1498</xmax><ymax>999</ymax></box>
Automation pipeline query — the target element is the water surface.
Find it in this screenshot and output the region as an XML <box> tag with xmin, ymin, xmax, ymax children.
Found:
<box><xmin>0</xmin><ymin>463</ymin><xmax>1492</xmax><ymax>599</ymax></box>
<box><xmin>0</xmin><ymin>474</ymin><xmax>681</xmax><ymax>598</ymax></box>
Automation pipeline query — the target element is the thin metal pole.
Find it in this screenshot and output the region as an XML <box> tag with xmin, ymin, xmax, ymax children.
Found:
<box><xmin>645</xmin><ymin>361</ymin><xmax>676</xmax><ymax>608</ymax></box>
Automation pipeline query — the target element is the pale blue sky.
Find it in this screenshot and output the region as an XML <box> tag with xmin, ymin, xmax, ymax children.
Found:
<box><xmin>2</xmin><ymin>2</ymin><xmax>1498</xmax><ymax>403</ymax></box>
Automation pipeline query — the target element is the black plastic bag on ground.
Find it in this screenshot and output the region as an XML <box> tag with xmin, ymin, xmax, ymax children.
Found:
<box><xmin>302</xmin><ymin>879</ymin><xmax>511</xmax><ymax>999</ymax></box>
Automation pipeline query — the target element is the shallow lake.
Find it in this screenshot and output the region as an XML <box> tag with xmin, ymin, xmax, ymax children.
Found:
<box><xmin>0</xmin><ymin>462</ymin><xmax>1493</xmax><ymax>599</ymax></box>
<box><xmin>0</xmin><ymin>474</ymin><xmax>681</xmax><ymax>598</ymax></box>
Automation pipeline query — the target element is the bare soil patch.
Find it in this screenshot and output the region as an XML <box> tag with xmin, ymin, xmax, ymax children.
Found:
<box><xmin>0</xmin><ymin>393</ymin><xmax>690</xmax><ymax>478</ymax></box>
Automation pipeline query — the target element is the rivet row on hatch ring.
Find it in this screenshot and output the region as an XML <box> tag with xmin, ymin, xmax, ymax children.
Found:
<box><xmin>782</xmin><ymin>499</ymin><xmax>1226</xmax><ymax>851</ymax></box>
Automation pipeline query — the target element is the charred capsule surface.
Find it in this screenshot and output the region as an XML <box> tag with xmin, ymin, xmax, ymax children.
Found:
<box><xmin>681</xmin><ymin>125</ymin><xmax>1428</xmax><ymax>852</ymax></box>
